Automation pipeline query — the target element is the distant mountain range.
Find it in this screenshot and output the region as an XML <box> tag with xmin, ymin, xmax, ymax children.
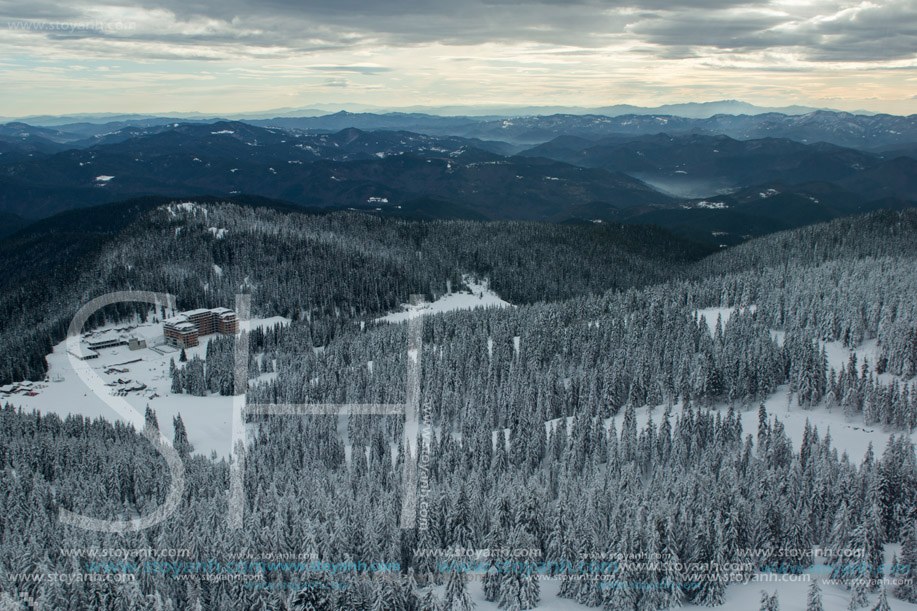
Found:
<box><xmin>2</xmin><ymin>110</ymin><xmax>915</xmax><ymax>155</ymax></box>
<box><xmin>432</xmin><ymin>112</ymin><xmax>917</xmax><ymax>148</ymax></box>
<box><xmin>519</xmin><ymin>133</ymin><xmax>906</xmax><ymax>197</ymax></box>
<box><xmin>0</xmin><ymin>100</ymin><xmax>833</xmax><ymax>126</ymax></box>
<box><xmin>0</xmin><ymin>111</ymin><xmax>914</xmax><ymax>247</ymax></box>
<box><xmin>366</xmin><ymin>100</ymin><xmax>830</xmax><ymax>119</ymax></box>
<box><xmin>0</xmin><ymin>122</ymin><xmax>670</xmax><ymax>220</ymax></box>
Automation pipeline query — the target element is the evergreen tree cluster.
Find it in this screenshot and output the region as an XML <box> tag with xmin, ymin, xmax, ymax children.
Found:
<box><xmin>170</xmin><ymin>335</ymin><xmax>237</xmax><ymax>397</ymax></box>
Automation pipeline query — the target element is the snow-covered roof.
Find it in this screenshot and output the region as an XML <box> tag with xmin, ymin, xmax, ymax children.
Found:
<box><xmin>183</xmin><ymin>308</ymin><xmax>212</xmax><ymax>317</ymax></box>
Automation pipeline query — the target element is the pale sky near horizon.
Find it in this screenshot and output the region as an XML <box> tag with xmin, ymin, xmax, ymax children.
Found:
<box><xmin>1</xmin><ymin>0</ymin><xmax>915</xmax><ymax>117</ymax></box>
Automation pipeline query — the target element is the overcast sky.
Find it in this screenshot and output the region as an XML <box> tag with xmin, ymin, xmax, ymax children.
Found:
<box><xmin>1</xmin><ymin>0</ymin><xmax>915</xmax><ymax>116</ymax></box>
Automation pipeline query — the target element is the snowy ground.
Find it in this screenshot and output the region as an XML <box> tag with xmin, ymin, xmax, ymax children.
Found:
<box><xmin>695</xmin><ymin>305</ymin><xmax>757</xmax><ymax>335</ymax></box>
<box><xmin>694</xmin><ymin>566</ymin><xmax>916</xmax><ymax>611</ymax></box>
<box><xmin>1</xmin><ymin>315</ymin><xmax>289</xmax><ymax>459</ymax></box>
<box><xmin>459</xmin><ymin>581</ymin><xmax>586</xmax><ymax>611</ymax></box>
<box><xmin>375</xmin><ymin>275</ymin><xmax>511</xmax><ymax>324</ymax></box>
<box><xmin>693</xmin><ymin>306</ymin><xmax>915</xmax><ymax>461</ymax></box>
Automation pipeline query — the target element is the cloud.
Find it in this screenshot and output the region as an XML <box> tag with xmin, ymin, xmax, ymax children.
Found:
<box><xmin>309</xmin><ymin>64</ymin><xmax>393</xmax><ymax>75</ymax></box>
<box><xmin>796</xmin><ymin>0</ymin><xmax>917</xmax><ymax>61</ymax></box>
<box><xmin>0</xmin><ymin>0</ymin><xmax>913</xmax><ymax>68</ymax></box>
<box><xmin>0</xmin><ymin>0</ymin><xmax>751</xmax><ymax>51</ymax></box>
<box><xmin>627</xmin><ymin>8</ymin><xmax>790</xmax><ymax>50</ymax></box>
<box><xmin>628</xmin><ymin>0</ymin><xmax>917</xmax><ymax>62</ymax></box>
<box><xmin>1</xmin><ymin>0</ymin><xmax>914</xmax><ymax>64</ymax></box>
<box><xmin>0</xmin><ymin>0</ymin><xmax>913</xmax><ymax>116</ymax></box>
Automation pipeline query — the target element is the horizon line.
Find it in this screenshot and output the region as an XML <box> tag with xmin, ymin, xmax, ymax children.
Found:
<box><xmin>2</xmin><ymin>100</ymin><xmax>908</xmax><ymax>123</ymax></box>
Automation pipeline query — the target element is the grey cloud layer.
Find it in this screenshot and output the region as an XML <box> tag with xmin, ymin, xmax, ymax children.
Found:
<box><xmin>2</xmin><ymin>0</ymin><xmax>916</xmax><ymax>63</ymax></box>
<box><xmin>631</xmin><ymin>0</ymin><xmax>917</xmax><ymax>61</ymax></box>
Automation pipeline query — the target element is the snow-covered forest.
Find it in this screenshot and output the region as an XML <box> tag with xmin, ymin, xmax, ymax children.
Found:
<box><xmin>2</xmin><ymin>205</ymin><xmax>917</xmax><ymax>610</ymax></box>
<box><xmin>0</xmin><ymin>203</ymin><xmax>709</xmax><ymax>385</ymax></box>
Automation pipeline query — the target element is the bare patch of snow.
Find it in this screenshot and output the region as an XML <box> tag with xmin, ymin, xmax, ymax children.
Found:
<box><xmin>696</xmin><ymin>200</ymin><xmax>726</xmax><ymax>209</ymax></box>
<box><xmin>695</xmin><ymin>305</ymin><xmax>757</xmax><ymax>334</ymax></box>
<box><xmin>376</xmin><ymin>275</ymin><xmax>511</xmax><ymax>324</ymax></box>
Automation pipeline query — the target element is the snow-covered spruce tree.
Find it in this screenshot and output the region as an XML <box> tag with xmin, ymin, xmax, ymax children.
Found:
<box><xmin>688</xmin><ymin>515</ymin><xmax>726</xmax><ymax>607</ymax></box>
<box><xmin>417</xmin><ymin>588</ymin><xmax>441</xmax><ymax>611</ymax></box>
<box><xmin>759</xmin><ymin>590</ymin><xmax>780</xmax><ymax>611</ymax></box>
<box><xmin>482</xmin><ymin>501</ymin><xmax>510</xmax><ymax>604</ymax></box>
<box><xmin>657</xmin><ymin>520</ymin><xmax>685</xmax><ymax>609</ymax></box>
<box><xmin>172</xmin><ymin>414</ymin><xmax>193</xmax><ymax>458</ymax></box>
<box><xmin>896</xmin><ymin>518</ymin><xmax>917</xmax><ymax>603</ymax></box>
<box><xmin>871</xmin><ymin>586</ymin><xmax>892</xmax><ymax>611</ymax></box>
<box><xmin>144</xmin><ymin>404</ymin><xmax>159</xmax><ymax>433</ymax></box>
<box><xmin>483</xmin><ymin>563</ymin><xmax>502</xmax><ymax>604</ymax></box>
<box><xmin>170</xmin><ymin>362</ymin><xmax>183</xmax><ymax>394</ymax></box>
<box><xmin>806</xmin><ymin>580</ymin><xmax>825</xmax><ymax>611</ymax></box>
<box><xmin>371</xmin><ymin>578</ymin><xmax>406</xmax><ymax>611</ymax></box>
<box><xmin>851</xmin><ymin>480</ymin><xmax>888</xmax><ymax>591</ymax></box>
<box><xmin>849</xmin><ymin>576</ymin><xmax>870</xmax><ymax>610</ymax></box>
<box><xmin>442</xmin><ymin>568</ymin><xmax>475</xmax><ymax>611</ymax></box>
<box><xmin>829</xmin><ymin>501</ymin><xmax>855</xmax><ymax>582</ymax></box>
<box><xmin>497</xmin><ymin>526</ymin><xmax>540</xmax><ymax>611</ymax></box>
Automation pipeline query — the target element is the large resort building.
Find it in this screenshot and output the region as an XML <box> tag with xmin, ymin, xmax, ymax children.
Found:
<box><xmin>163</xmin><ymin>307</ymin><xmax>239</xmax><ymax>348</ymax></box>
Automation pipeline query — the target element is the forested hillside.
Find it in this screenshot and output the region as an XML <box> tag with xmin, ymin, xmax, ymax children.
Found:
<box><xmin>2</xmin><ymin>207</ymin><xmax>917</xmax><ymax>610</ymax></box>
<box><xmin>0</xmin><ymin>200</ymin><xmax>710</xmax><ymax>384</ymax></box>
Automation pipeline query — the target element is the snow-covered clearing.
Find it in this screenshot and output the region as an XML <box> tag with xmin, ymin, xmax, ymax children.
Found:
<box><xmin>692</xmin><ymin>305</ymin><xmax>915</xmax><ymax>460</ymax></box>
<box><xmin>375</xmin><ymin>275</ymin><xmax>511</xmax><ymax>323</ymax></box>
<box><xmin>167</xmin><ymin>202</ymin><xmax>207</xmax><ymax>217</ymax></box>
<box><xmin>606</xmin><ymin>381</ymin><xmax>913</xmax><ymax>466</ymax></box>
<box><xmin>3</xmin><ymin>315</ymin><xmax>289</xmax><ymax>460</ymax></box>
<box><xmin>695</xmin><ymin>305</ymin><xmax>757</xmax><ymax>334</ymax></box>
